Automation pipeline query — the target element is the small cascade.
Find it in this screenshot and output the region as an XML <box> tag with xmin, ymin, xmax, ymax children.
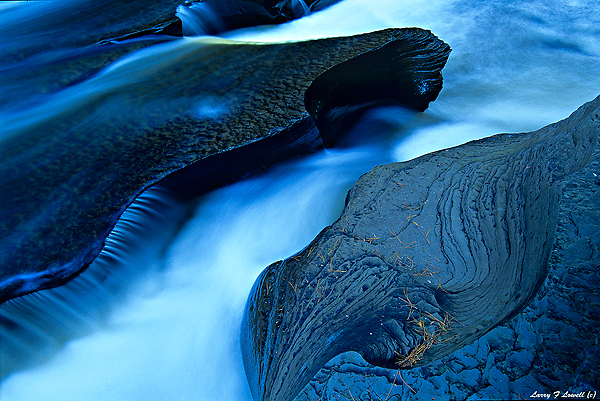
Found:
<box><xmin>0</xmin><ymin>0</ymin><xmax>599</xmax><ymax>400</ymax></box>
<box><xmin>0</xmin><ymin>185</ymin><xmax>189</xmax><ymax>380</ymax></box>
<box><xmin>176</xmin><ymin>2</ymin><xmax>226</xmax><ymax>36</ymax></box>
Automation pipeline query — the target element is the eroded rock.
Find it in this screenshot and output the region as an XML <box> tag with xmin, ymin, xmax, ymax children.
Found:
<box><xmin>241</xmin><ymin>96</ymin><xmax>600</xmax><ymax>401</ymax></box>
<box><xmin>0</xmin><ymin>28</ymin><xmax>450</xmax><ymax>303</ymax></box>
<box><xmin>0</xmin><ymin>0</ymin><xmax>335</xmax><ymax>110</ymax></box>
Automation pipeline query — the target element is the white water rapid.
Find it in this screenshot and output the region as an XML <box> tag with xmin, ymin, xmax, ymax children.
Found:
<box><xmin>1</xmin><ymin>0</ymin><xmax>599</xmax><ymax>400</ymax></box>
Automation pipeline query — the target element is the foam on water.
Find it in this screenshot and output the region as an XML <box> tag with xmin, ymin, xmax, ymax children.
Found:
<box><xmin>1</xmin><ymin>0</ymin><xmax>599</xmax><ymax>400</ymax></box>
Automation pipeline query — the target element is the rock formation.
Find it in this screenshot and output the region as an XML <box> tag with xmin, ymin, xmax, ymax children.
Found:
<box><xmin>0</xmin><ymin>28</ymin><xmax>450</xmax><ymax>303</ymax></box>
<box><xmin>294</xmin><ymin>104</ymin><xmax>600</xmax><ymax>400</ymax></box>
<box><xmin>241</xmin><ymin>95</ymin><xmax>600</xmax><ymax>401</ymax></box>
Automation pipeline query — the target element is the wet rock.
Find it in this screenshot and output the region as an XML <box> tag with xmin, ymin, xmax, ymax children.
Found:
<box><xmin>449</xmin><ymin>383</ymin><xmax>468</xmax><ymax>400</ymax></box>
<box><xmin>0</xmin><ymin>28</ymin><xmax>450</xmax><ymax>303</ymax></box>
<box><xmin>242</xmin><ymin>95</ymin><xmax>600</xmax><ymax>401</ymax></box>
<box><xmin>510</xmin><ymin>376</ymin><xmax>549</xmax><ymax>400</ymax></box>
<box><xmin>0</xmin><ymin>0</ymin><xmax>185</xmax><ymax>108</ymax></box>
<box><xmin>454</xmin><ymin>353</ymin><xmax>479</xmax><ymax>371</ymax></box>
<box><xmin>461</xmin><ymin>369</ymin><xmax>481</xmax><ymax>388</ymax></box>
<box><xmin>508</xmin><ymin>349</ymin><xmax>535</xmax><ymax>372</ymax></box>
<box><xmin>486</xmin><ymin>366</ymin><xmax>510</xmax><ymax>398</ymax></box>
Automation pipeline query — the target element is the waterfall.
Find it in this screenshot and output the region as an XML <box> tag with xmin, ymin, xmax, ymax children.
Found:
<box><xmin>0</xmin><ymin>186</ymin><xmax>188</xmax><ymax>381</ymax></box>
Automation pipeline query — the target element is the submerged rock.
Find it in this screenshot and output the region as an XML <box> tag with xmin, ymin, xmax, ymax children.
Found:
<box><xmin>0</xmin><ymin>28</ymin><xmax>450</xmax><ymax>303</ymax></box>
<box><xmin>241</xmin><ymin>95</ymin><xmax>600</xmax><ymax>401</ymax></box>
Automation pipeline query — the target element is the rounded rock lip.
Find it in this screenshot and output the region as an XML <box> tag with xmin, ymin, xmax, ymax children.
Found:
<box><xmin>0</xmin><ymin>28</ymin><xmax>449</xmax><ymax>304</ymax></box>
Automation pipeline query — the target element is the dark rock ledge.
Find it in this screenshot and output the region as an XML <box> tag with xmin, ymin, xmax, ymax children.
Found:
<box><xmin>241</xmin><ymin>95</ymin><xmax>600</xmax><ymax>401</ymax></box>
<box><xmin>0</xmin><ymin>28</ymin><xmax>450</xmax><ymax>303</ymax></box>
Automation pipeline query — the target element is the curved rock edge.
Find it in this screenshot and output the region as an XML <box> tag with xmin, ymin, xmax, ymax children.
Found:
<box><xmin>0</xmin><ymin>28</ymin><xmax>450</xmax><ymax>303</ymax></box>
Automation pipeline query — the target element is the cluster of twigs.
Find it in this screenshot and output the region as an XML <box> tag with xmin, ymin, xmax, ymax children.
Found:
<box><xmin>396</xmin><ymin>318</ymin><xmax>439</xmax><ymax>368</ymax></box>
<box><xmin>396</xmin><ymin>291</ymin><xmax>456</xmax><ymax>368</ymax></box>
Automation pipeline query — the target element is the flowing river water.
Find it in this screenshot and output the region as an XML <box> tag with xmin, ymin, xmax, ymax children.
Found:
<box><xmin>0</xmin><ymin>0</ymin><xmax>599</xmax><ymax>399</ymax></box>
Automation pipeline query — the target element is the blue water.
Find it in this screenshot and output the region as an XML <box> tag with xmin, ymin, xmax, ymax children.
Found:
<box><xmin>1</xmin><ymin>0</ymin><xmax>599</xmax><ymax>400</ymax></box>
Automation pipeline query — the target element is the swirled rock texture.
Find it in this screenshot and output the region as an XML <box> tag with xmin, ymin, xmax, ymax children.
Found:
<box><xmin>293</xmin><ymin>106</ymin><xmax>600</xmax><ymax>401</ymax></box>
<box><xmin>0</xmin><ymin>28</ymin><xmax>450</xmax><ymax>303</ymax></box>
<box><xmin>241</xmin><ymin>95</ymin><xmax>600</xmax><ymax>401</ymax></box>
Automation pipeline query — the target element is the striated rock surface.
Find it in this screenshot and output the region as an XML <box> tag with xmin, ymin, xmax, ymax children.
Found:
<box><xmin>241</xmin><ymin>95</ymin><xmax>600</xmax><ymax>401</ymax></box>
<box><xmin>0</xmin><ymin>28</ymin><xmax>450</xmax><ymax>302</ymax></box>
<box><xmin>295</xmin><ymin>109</ymin><xmax>600</xmax><ymax>401</ymax></box>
